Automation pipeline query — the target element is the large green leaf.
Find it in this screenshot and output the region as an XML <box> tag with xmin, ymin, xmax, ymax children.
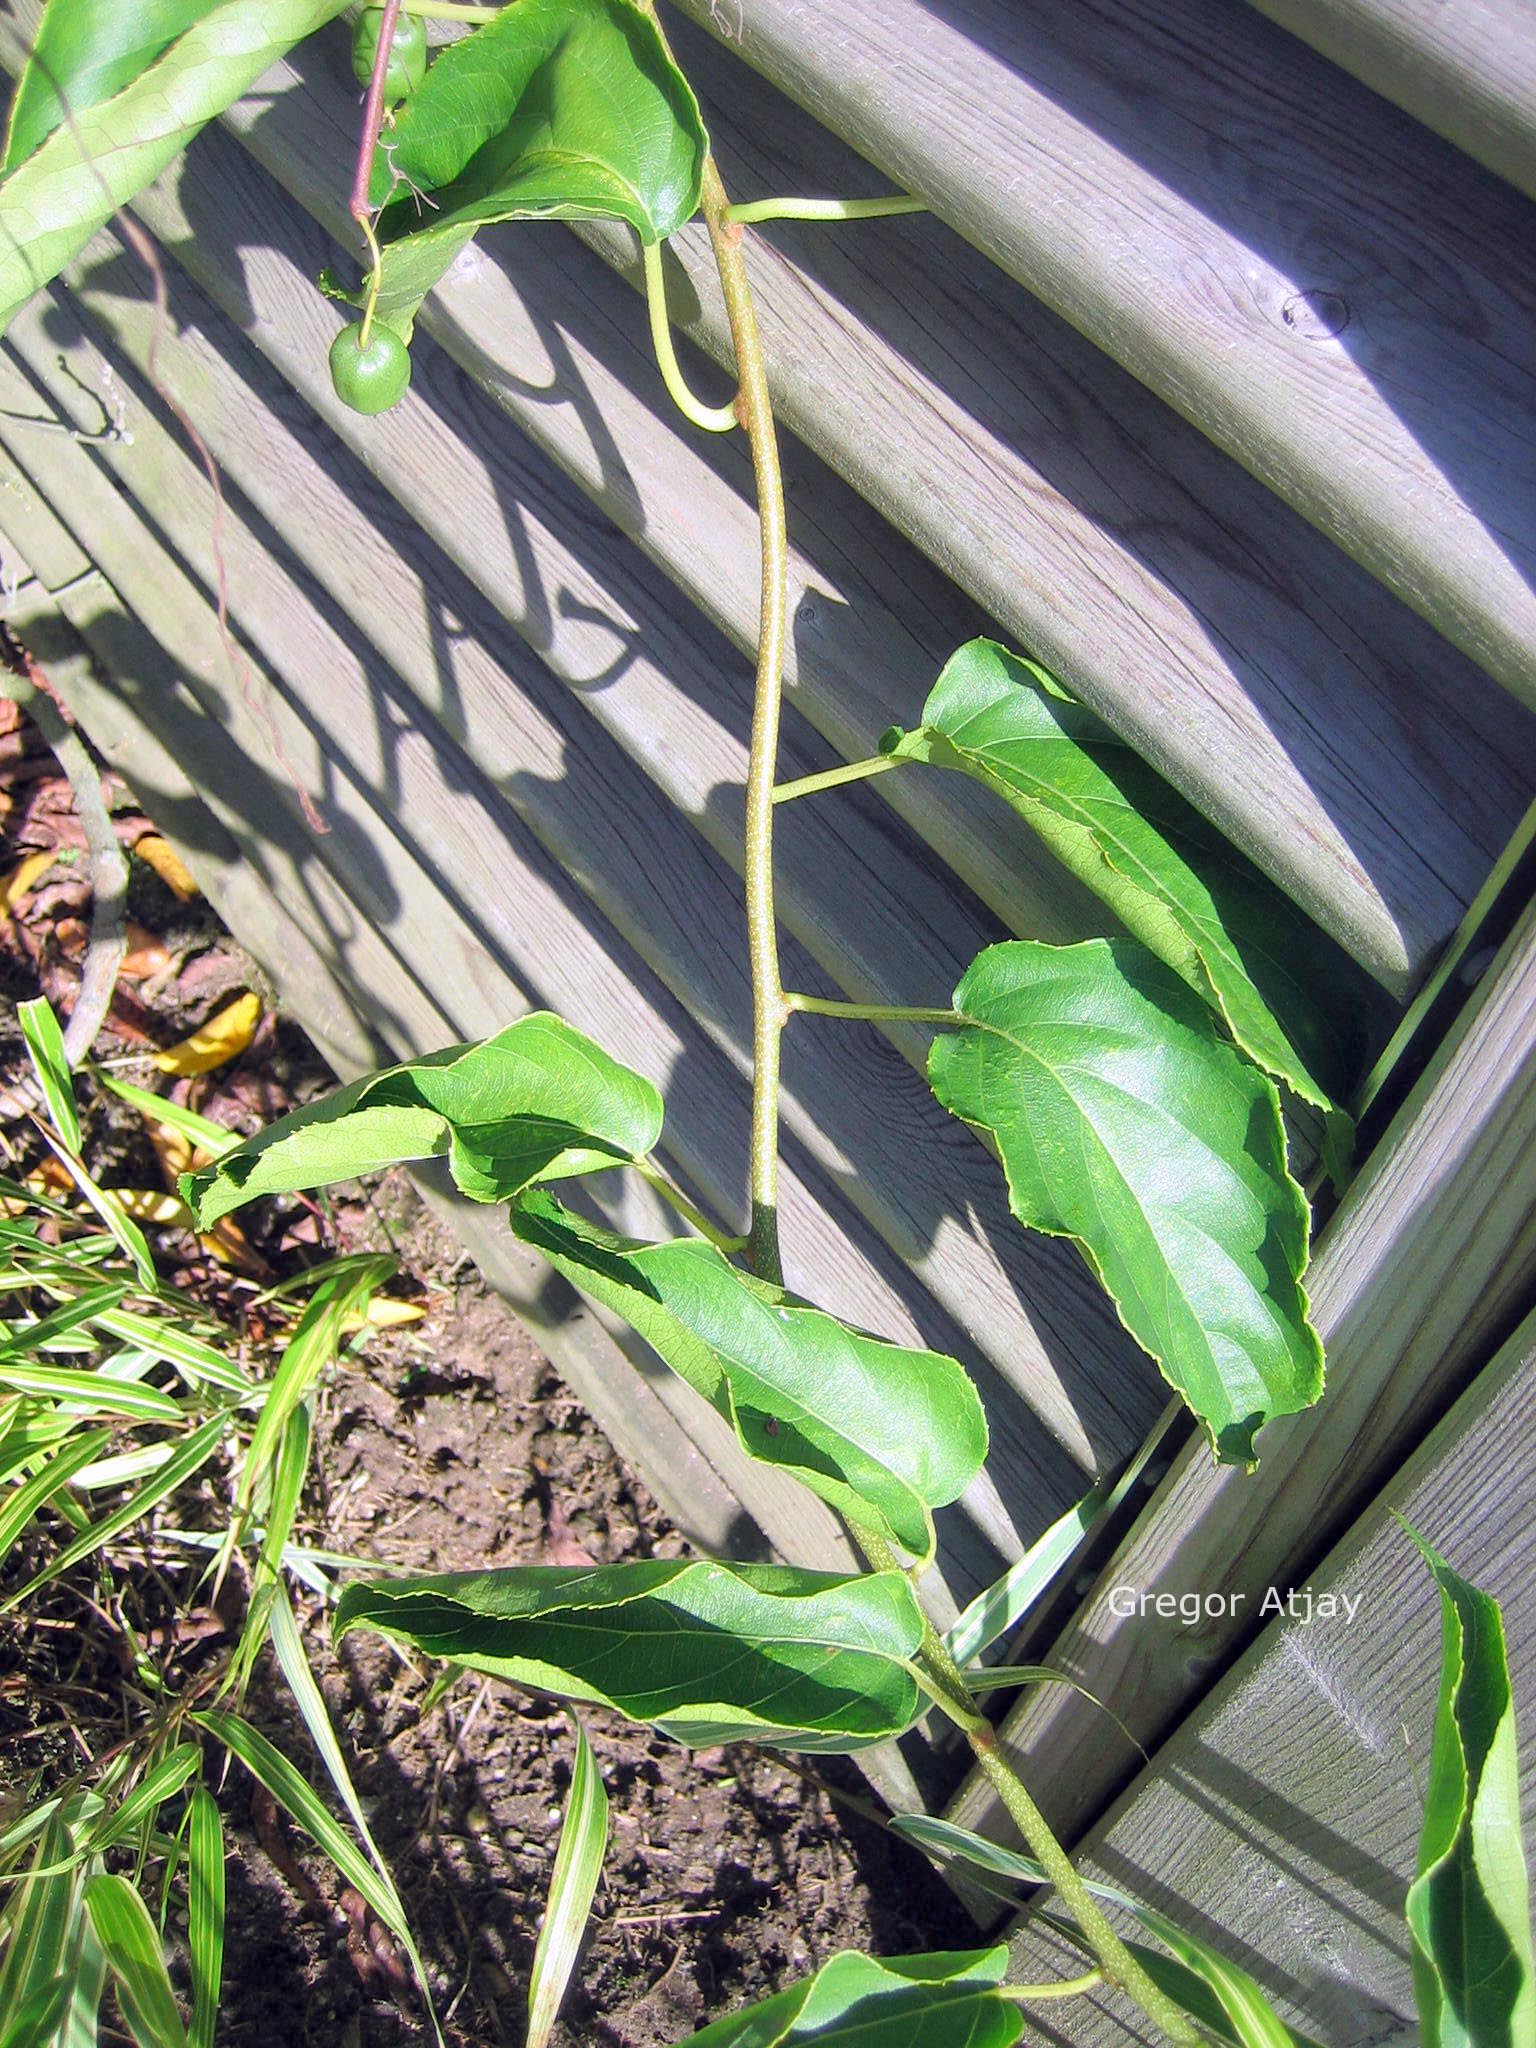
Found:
<box><xmin>4</xmin><ymin>1</ymin><xmax>221</xmax><ymax>171</ymax></box>
<box><xmin>930</xmin><ymin>940</ymin><xmax>1321</xmax><ymax>1464</ymax></box>
<box><xmin>183</xmin><ymin>1014</ymin><xmax>662</xmax><ymax>1227</ymax></box>
<box><xmin>351</xmin><ymin>0</ymin><xmax>707</xmax><ymax>344</ymax></box>
<box><xmin>883</xmin><ymin>642</ymin><xmax>1372</xmax><ymax>1163</ymax></box>
<box><xmin>1406</xmin><ymin>1533</ymin><xmax>1535</xmax><ymax>2048</ymax></box>
<box><xmin>510</xmin><ymin>1190</ymin><xmax>986</xmax><ymax>1562</ymax></box>
<box><xmin>0</xmin><ymin>0</ymin><xmax>349</xmax><ymax>332</ymax></box>
<box><xmin>334</xmin><ymin>1560</ymin><xmax>927</xmax><ymax>1752</ymax></box>
<box><xmin>670</xmin><ymin>1947</ymin><xmax>1023</xmax><ymax>2047</ymax></box>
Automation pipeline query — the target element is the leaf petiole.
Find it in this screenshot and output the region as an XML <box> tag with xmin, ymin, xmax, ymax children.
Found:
<box><xmin>783</xmin><ymin>993</ymin><xmax>957</xmax><ymax>1027</ymax></box>
<box><xmin>723</xmin><ymin>195</ymin><xmax>928</xmax><ymax>229</ymax></box>
<box><xmin>772</xmin><ymin>755</ymin><xmax>905</xmax><ymax>804</ymax></box>
<box><xmin>641</xmin><ymin>238</ymin><xmax>739</xmax><ymax>434</ymax></box>
<box><xmin>633</xmin><ymin>1158</ymin><xmax>747</xmax><ymax>1252</ymax></box>
<box><xmin>1001</xmin><ymin>1970</ymin><xmax>1104</xmax><ymax>2001</ymax></box>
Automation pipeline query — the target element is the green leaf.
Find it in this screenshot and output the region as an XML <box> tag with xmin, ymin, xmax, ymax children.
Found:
<box><xmin>35</xmin><ymin>1133</ymin><xmax>156</xmax><ymax>1293</ymax></box>
<box><xmin>668</xmin><ymin>1947</ymin><xmax>1023</xmax><ymax>2047</ymax></box>
<box><xmin>884</xmin><ymin>641</ymin><xmax>1372</xmax><ymax>1163</ymax></box>
<box><xmin>511</xmin><ymin>1192</ymin><xmax>986</xmax><ymax>1562</ymax></box>
<box><xmin>236</xmin><ymin>1256</ymin><xmax>391</xmax><ymax>1513</ymax></box>
<box><xmin>0</xmin><ymin>1974</ymin><xmax>70</xmax><ymax>2048</ymax></box>
<box><xmin>891</xmin><ymin>1815</ymin><xmax>1321</xmax><ymax>2048</ymax></box>
<box><xmin>82</xmin><ymin>1876</ymin><xmax>186</xmax><ymax>2048</ymax></box>
<box><xmin>3</xmin><ymin>2</ymin><xmax>220</xmax><ymax>171</ymax></box>
<box><xmin>526</xmin><ymin>1716</ymin><xmax>609</xmax><ymax>2048</ymax></box>
<box><xmin>930</xmin><ymin>939</ymin><xmax>1322</xmax><ymax>1464</ymax></box>
<box><xmin>942</xmin><ymin>1481</ymin><xmax>1108</xmax><ymax>1666</ymax></box>
<box><xmin>184</xmin><ymin>1014</ymin><xmax>662</xmax><ymax>1227</ymax></box>
<box><xmin>335</xmin><ymin>1560</ymin><xmax>927</xmax><ymax>1753</ymax></box>
<box><xmin>0</xmin><ymin>0</ymin><xmax>349</xmax><ymax>333</ymax></box>
<box><xmin>90</xmin><ymin>1072</ymin><xmax>241</xmax><ymax>1161</ymax></box>
<box><xmin>1406</xmin><ymin>1531</ymin><xmax>1535</xmax><ymax>2048</ymax></box>
<box><xmin>192</xmin><ymin>1709</ymin><xmax>431</xmax><ymax>1975</ymax></box>
<box><xmin>3</xmin><ymin>1413</ymin><xmax>229</xmax><ymax>1610</ymax></box>
<box><xmin>0</xmin><ymin>1429</ymin><xmax>114</xmax><ymax>1573</ymax></box>
<box><xmin>17</xmin><ymin>998</ymin><xmax>79</xmax><ymax>1154</ymax></box>
<box><xmin>0</xmin><ymin>1819</ymin><xmax>77</xmax><ymax>2041</ymax></box>
<box><xmin>184</xmin><ymin>1788</ymin><xmax>223</xmax><ymax>2048</ymax></box>
<box><xmin>0</xmin><ymin>1361</ymin><xmax>181</xmax><ymax>1422</ymax></box>
<box><xmin>356</xmin><ymin>0</ymin><xmax>707</xmax><ymax>344</ymax></box>
<box><xmin>53</xmin><ymin>1903</ymin><xmax>108</xmax><ymax>2048</ymax></box>
<box><xmin>86</xmin><ymin>1747</ymin><xmax>200</xmax><ymax>1855</ymax></box>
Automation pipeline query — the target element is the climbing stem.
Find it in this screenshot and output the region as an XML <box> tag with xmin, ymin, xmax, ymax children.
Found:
<box><xmin>856</xmin><ymin>1535</ymin><xmax>1199</xmax><ymax>2045</ymax></box>
<box><xmin>634</xmin><ymin>1158</ymin><xmax>747</xmax><ymax>1253</ymax></box>
<box><xmin>723</xmin><ymin>194</ymin><xmax>927</xmax><ymax>228</ymax></box>
<box><xmin>641</xmin><ymin>239</ymin><xmax>740</xmax><ymax>433</ymax></box>
<box><xmin>700</xmin><ymin>166</ymin><xmax>790</xmax><ymax>1282</ymax></box>
<box><xmin>772</xmin><ymin>755</ymin><xmax>904</xmax><ymax>804</ymax></box>
<box><xmin>783</xmin><ymin>993</ymin><xmax>957</xmax><ymax>1027</ymax></box>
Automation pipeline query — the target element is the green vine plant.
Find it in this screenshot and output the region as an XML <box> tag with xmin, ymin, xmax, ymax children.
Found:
<box><xmin>1</xmin><ymin>4</ymin><xmax>1530</xmax><ymax>2045</ymax></box>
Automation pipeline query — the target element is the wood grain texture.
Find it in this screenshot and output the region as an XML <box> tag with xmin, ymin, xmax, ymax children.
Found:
<box><xmin>671</xmin><ymin>0</ymin><xmax>1536</xmax><ymax>715</ymax></box>
<box><xmin>947</xmin><ymin>884</ymin><xmax>1536</xmax><ymax>1843</ymax></box>
<box><xmin>11</xmin><ymin>240</ymin><xmax>1158</xmax><ymax>1487</ymax></box>
<box><xmin>0</xmin><ymin>296</ymin><xmax>1114</xmax><ymax>1612</ymax></box>
<box><xmin>64</xmin><ymin>9</ymin><xmax>1525</xmax><ymax>997</ymax></box>
<box><xmin>1008</xmin><ymin>1309</ymin><xmax>1536</xmax><ymax>2045</ymax></box>
<box><xmin>1245</xmin><ymin>0</ymin><xmax>1536</xmax><ymax>203</ymax></box>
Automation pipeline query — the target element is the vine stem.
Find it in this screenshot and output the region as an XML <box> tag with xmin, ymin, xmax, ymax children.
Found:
<box><xmin>783</xmin><ymin>993</ymin><xmax>956</xmax><ymax>1027</ymax></box>
<box><xmin>772</xmin><ymin>754</ymin><xmax>903</xmax><ymax>804</ymax></box>
<box><xmin>1001</xmin><ymin>1969</ymin><xmax>1104</xmax><ymax>2001</ymax></box>
<box><xmin>698</xmin><ymin>168</ymin><xmax>790</xmax><ymax>1283</ymax></box>
<box><xmin>860</xmin><ymin>1533</ymin><xmax>1200</xmax><ymax>2046</ymax></box>
<box><xmin>634</xmin><ymin>1158</ymin><xmax>747</xmax><ymax>1252</ymax></box>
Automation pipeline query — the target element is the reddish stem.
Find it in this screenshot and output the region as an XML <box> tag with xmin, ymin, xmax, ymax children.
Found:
<box><xmin>350</xmin><ymin>0</ymin><xmax>403</xmax><ymax>224</ymax></box>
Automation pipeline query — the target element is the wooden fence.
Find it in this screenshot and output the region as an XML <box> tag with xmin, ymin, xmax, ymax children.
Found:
<box><xmin>1</xmin><ymin>0</ymin><xmax>1533</xmax><ymax>2032</ymax></box>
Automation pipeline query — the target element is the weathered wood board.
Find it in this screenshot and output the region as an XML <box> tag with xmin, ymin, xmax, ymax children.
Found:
<box><xmin>1008</xmin><ymin>1304</ymin><xmax>1536</xmax><ymax>2044</ymax></box>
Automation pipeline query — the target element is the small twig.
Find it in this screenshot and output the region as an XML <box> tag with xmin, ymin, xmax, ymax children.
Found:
<box><xmin>352</xmin><ymin>0</ymin><xmax>403</xmax><ymax>230</ymax></box>
<box><xmin>0</xmin><ymin>633</ymin><xmax>127</xmax><ymax>1069</ymax></box>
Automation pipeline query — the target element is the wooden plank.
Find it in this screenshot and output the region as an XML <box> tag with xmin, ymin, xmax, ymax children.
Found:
<box><xmin>146</xmin><ymin>15</ymin><xmax>1536</xmax><ymax>995</ymax></box>
<box><xmin>7</xmin><ymin>259</ymin><xmax>1158</xmax><ymax>1489</ymax></box>
<box><xmin>946</xmin><ymin>882</ymin><xmax>1536</xmax><ymax>1845</ymax></box>
<box><xmin>0</xmin><ymin>327</ymin><xmax>1095</xmax><ymax>1608</ymax></box>
<box><xmin>668</xmin><ymin>0</ymin><xmax>1536</xmax><ymax>716</ymax></box>
<box><xmin>1009</xmin><ymin>1306</ymin><xmax>1536</xmax><ymax>2044</ymax></box>
<box><xmin>1</xmin><ymin>561</ymin><xmax>932</xmax><ymax>1818</ymax></box>
<box><xmin>1244</xmin><ymin>0</ymin><xmax>1536</xmax><ymax>203</ymax></box>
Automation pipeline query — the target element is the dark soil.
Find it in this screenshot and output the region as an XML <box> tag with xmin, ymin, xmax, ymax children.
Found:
<box><xmin>1</xmin><ymin>680</ymin><xmax>981</xmax><ymax>2047</ymax></box>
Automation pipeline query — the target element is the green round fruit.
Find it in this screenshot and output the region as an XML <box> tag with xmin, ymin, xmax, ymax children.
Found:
<box><xmin>351</xmin><ymin>8</ymin><xmax>427</xmax><ymax>100</ymax></box>
<box><xmin>328</xmin><ymin>323</ymin><xmax>412</xmax><ymax>415</ymax></box>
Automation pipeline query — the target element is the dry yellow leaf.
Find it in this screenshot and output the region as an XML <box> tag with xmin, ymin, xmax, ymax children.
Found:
<box><xmin>342</xmin><ymin>1298</ymin><xmax>428</xmax><ymax>1335</ymax></box>
<box><xmin>3</xmin><ymin>848</ymin><xmax>58</xmax><ymax>911</ymax></box>
<box><xmin>136</xmin><ymin>836</ymin><xmax>199</xmax><ymax>900</ymax></box>
<box><xmin>114</xmin><ymin>1189</ymin><xmax>193</xmax><ymax>1226</ymax></box>
<box><xmin>153</xmin><ymin>992</ymin><xmax>261</xmax><ymax>1076</ymax></box>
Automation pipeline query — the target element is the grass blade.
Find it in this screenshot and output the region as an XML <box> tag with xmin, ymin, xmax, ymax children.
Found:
<box><xmin>943</xmin><ymin>1486</ymin><xmax>1107</xmax><ymax>1666</ymax></box>
<box><xmin>0</xmin><ymin>1974</ymin><xmax>71</xmax><ymax>2048</ymax></box>
<box><xmin>35</xmin><ymin>1135</ymin><xmax>155</xmax><ymax>1295</ymax></box>
<box><xmin>92</xmin><ymin>1312</ymin><xmax>248</xmax><ymax>1396</ymax></box>
<box><xmin>0</xmin><ymin>1287</ymin><xmax>129</xmax><ymax>1362</ymax></box>
<box><xmin>86</xmin><ymin>1749</ymin><xmax>201</xmax><ymax>1855</ymax></box>
<box><xmin>17</xmin><ymin>999</ymin><xmax>79</xmax><ymax>1155</ymax></box>
<box><xmin>263</xmin><ymin>1594</ymin><xmax>440</xmax><ymax>2039</ymax></box>
<box><xmin>0</xmin><ymin>1431</ymin><xmax>114</xmax><ymax>1571</ymax></box>
<box><xmin>527</xmin><ymin>1715</ymin><xmax>609</xmax><ymax>2048</ymax></box>
<box><xmin>236</xmin><ymin>1259</ymin><xmax>392</xmax><ymax>1512</ymax></box>
<box><xmin>184</xmin><ymin>1789</ymin><xmax>223</xmax><ymax>2048</ymax></box>
<box><xmin>0</xmin><ymin>1365</ymin><xmax>181</xmax><ymax>1423</ymax></box>
<box><xmin>4</xmin><ymin>1416</ymin><xmax>229</xmax><ymax>1610</ymax></box>
<box><xmin>83</xmin><ymin>1876</ymin><xmax>186</xmax><ymax>2048</ymax></box>
<box><xmin>89</xmin><ymin>1075</ymin><xmax>240</xmax><ymax>1162</ymax></box>
<box><xmin>53</xmin><ymin>1898</ymin><xmax>108</xmax><ymax>2048</ymax></box>
<box><xmin>232</xmin><ymin>1404</ymin><xmax>312</xmax><ymax>1680</ymax></box>
<box><xmin>192</xmin><ymin>1710</ymin><xmax>415</xmax><ymax>1961</ymax></box>
<box><xmin>0</xmin><ymin>1818</ymin><xmax>77</xmax><ymax>2032</ymax></box>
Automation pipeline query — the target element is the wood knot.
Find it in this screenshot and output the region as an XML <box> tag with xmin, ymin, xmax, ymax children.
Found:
<box><xmin>1281</xmin><ymin>288</ymin><xmax>1350</xmax><ymax>341</ymax></box>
